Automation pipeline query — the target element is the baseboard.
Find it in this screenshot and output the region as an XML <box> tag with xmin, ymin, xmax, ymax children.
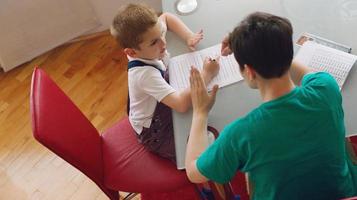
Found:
<box><xmin>66</xmin><ymin>29</ymin><xmax>110</xmax><ymax>44</ymax></box>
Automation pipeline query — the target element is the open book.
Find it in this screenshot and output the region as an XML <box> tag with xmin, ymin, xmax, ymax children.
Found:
<box><xmin>169</xmin><ymin>44</ymin><xmax>243</xmax><ymax>90</ymax></box>
<box><xmin>295</xmin><ymin>41</ymin><xmax>357</xmax><ymax>90</ymax></box>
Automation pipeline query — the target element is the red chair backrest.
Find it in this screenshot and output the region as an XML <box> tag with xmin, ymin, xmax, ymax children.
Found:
<box><xmin>30</xmin><ymin>68</ymin><xmax>118</xmax><ymax>199</ymax></box>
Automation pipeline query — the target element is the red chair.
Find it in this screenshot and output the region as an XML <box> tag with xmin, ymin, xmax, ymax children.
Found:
<box><xmin>347</xmin><ymin>134</ymin><xmax>357</xmax><ymax>159</ymax></box>
<box><xmin>341</xmin><ymin>134</ymin><xmax>357</xmax><ymax>200</ymax></box>
<box><xmin>341</xmin><ymin>197</ymin><xmax>357</xmax><ymax>200</ymax></box>
<box><xmin>30</xmin><ymin>68</ymin><xmax>201</xmax><ymax>199</ymax></box>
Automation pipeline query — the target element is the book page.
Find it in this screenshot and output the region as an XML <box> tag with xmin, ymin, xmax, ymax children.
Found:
<box><xmin>295</xmin><ymin>41</ymin><xmax>357</xmax><ymax>90</ymax></box>
<box><xmin>169</xmin><ymin>44</ymin><xmax>243</xmax><ymax>90</ymax></box>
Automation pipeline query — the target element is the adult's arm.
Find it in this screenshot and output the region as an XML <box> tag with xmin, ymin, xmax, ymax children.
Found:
<box><xmin>185</xmin><ymin>67</ymin><xmax>218</xmax><ymax>183</ymax></box>
<box><xmin>289</xmin><ymin>60</ymin><xmax>313</xmax><ymax>85</ymax></box>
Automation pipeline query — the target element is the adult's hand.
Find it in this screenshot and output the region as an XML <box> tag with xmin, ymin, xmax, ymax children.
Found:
<box><xmin>190</xmin><ymin>67</ymin><xmax>219</xmax><ymax>117</ymax></box>
<box><xmin>221</xmin><ymin>35</ymin><xmax>232</xmax><ymax>56</ymax></box>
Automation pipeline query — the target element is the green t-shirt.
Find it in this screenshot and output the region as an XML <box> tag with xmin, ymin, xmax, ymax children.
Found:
<box><xmin>197</xmin><ymin>72</ymin><xmax>357</xmax><ymax>200</ymax></box>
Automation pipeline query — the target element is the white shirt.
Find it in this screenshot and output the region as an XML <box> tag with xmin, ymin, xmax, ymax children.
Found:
<box><xmin>127</xmin><ymin>55</ymin><xmax>175</xmax><ymax>134</ymax></box>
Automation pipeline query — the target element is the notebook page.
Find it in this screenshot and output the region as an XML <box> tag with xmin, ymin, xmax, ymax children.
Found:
<box><xmin>169</xmin><ymin>44</ymin><xmax>243</xmax><ymax>90</ymax></box>
<box><xmin>295</xmin><ymin>41</ymin><xmax>357</xmax><ymax>90</ymax></box>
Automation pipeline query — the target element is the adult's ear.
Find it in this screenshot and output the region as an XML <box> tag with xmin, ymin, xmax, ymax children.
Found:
<box><xmin>245</xmin><ymin>64</ymin><xmax>256</xmax><ymax>81</ymax></box>
<box><xmin>124</xmin><ymin>48</ymin><xmax>137</xmax><ymax>57</ymax></box>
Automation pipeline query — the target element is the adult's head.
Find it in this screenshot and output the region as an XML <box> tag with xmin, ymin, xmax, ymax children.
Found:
<box><xmin>229</xmin><ymin>12</ymin><xmax>293</xmax><ymax>79</ymax></box>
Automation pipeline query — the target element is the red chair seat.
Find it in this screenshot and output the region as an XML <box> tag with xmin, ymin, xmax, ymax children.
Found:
<box><xmin>102</xmin><ymin>117</ymin><xmax>192</xmax><ymax>193</ymax></box>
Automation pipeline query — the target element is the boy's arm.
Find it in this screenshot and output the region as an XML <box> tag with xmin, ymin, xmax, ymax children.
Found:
<box><xmin>159</xmin><ymin>12</ymin><xmax>203</xmax><ymax>51</ymax></box>
<box><xmin>289</xmin><ymin>60</ymin><xmax>313</xmax><ymax>85</ymax></box>
<box><xmin>161</xmin><ymin>58</ymin><xmax>219</xmax><ymax>113</ymax></box>
<box><xmin>161</xmin><ymin>70</ymin><xmax>216</xmax><ymax>113</ymax></box>
<box><xmin>161</xmin><ymin>89</ymin><xmax>191</xmax><ymax>113</ymax></box>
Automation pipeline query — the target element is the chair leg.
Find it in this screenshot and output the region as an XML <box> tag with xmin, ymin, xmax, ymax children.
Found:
<box><xmin>123</xmin><ymin>192</ymin><xmax>138</xmax><ymax>200</ymax></box>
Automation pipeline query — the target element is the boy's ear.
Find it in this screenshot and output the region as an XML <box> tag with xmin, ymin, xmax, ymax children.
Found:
<box><xmin>124</xmin><ymin>48</ymin><xmax>137</xmax><ymax>57</ymax></box>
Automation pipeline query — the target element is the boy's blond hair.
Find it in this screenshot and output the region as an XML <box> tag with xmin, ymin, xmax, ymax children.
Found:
<box><xmin>111</xmin><ymin>4</ymin><xmax>158</xmax><ymax>49</ymax></box>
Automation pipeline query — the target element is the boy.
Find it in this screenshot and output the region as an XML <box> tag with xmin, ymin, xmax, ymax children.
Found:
<box><xmin>110</xmin><ymin>4</ymin><xmax>219</xmax><ymax>162</ymax></box>
<box><xmin>186</xmin><ymin>12</ymin><xmax>357</xmax><ymax>199</ymax></box>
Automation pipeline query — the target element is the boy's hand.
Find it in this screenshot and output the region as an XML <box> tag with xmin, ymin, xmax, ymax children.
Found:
<box><xmin>221</xmin><ymin>35</ymin><xmax>232</xmax><ymax>56</ymax></box>
<box><xmin>202</xmin><ymin>57</ymin><xmax>220</xmax><ymax>82</ymax></box>
<box><xmin>187</xmin><ymin>29</ymin><xmax>203</xmax><ymax>51</ymax></box>
<box><xmin>190</xmin><ymin>67</ymin><xmax>219</xmax><ymax>116</ymax></box>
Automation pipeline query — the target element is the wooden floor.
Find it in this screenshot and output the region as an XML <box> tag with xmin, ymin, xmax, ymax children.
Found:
<box><xmin>0</xmin><ymin>32</ymin><xmax>140</xmax><ymax>199</ymax></box>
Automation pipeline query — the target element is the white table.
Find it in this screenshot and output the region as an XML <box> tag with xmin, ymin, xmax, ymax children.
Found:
<box><xmin>163</xmin><ymin>0</ymin><xmax>357</xmax><ymax>169</ymax></box>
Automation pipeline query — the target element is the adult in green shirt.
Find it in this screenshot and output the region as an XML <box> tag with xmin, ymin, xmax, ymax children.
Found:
<box><xmin>186</xmin><ymin>12</ymin><xmax>357</xmax><ymax>200</ymax></box>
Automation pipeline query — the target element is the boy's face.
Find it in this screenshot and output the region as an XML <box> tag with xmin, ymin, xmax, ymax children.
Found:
<box><xmin>133</xmin><ymin>21</ymin><xmax>167</xmax><ymax>60</ymax></box>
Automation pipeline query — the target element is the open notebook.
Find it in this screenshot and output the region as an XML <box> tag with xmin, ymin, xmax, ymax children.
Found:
<box><xmin>169</xmin><ymin>44</ymin><xmax>243</xmax><ymax>90</ymax></box>
<box><xmin>295</xmin><ymin>41</ymin><xmax>357</xmax><ymax>90</ymax></box>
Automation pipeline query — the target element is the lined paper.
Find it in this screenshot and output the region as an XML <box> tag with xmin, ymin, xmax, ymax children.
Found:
<box><xmin>169</xmin><ymin>44</ymin><xmax>243</xmax><ymax>90</ymax></box>
<box><xmin>295</xmin><ymin>41</ymin><xmax>357</xmax><ymax>90</ymax></box>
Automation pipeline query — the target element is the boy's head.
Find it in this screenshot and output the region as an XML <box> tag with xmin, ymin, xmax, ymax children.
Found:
<box><xmin>229</xmin><ymin>12</ymin><xmax>293</xmax><ymax>79</ymax></box>
<box><xmin>111</xmin><ymin>4</ymin><xmax>167</xmax><ymax>60</ymax></box>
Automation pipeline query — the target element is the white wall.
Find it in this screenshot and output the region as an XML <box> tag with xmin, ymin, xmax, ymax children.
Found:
<box><xmin>0</xmin><ymin>0</ymin><xmax>162</xmax><ymax>72</ymax></box>
<box><xmin>0</xmin><ymin>0</ymin><xmax>100</xmax><ymax>72</ymax></box>
<box><xmin>88</xmin><ymin>0</ymin><xmax>162</xmax><ymax>32</ymax></box>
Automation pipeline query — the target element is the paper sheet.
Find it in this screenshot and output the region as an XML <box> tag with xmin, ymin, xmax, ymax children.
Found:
<box><xmin>169</xmin><ymin>44</ymin><xmax>243</xmax><ymax>90</ymax></box>
<box><xmin>295</xmin><ymin>41</ymin><xmax>357</xmax><ymax>89</ymax></box>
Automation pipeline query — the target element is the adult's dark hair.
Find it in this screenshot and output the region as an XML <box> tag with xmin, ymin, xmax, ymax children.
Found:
<box><xmin>229</xmin><ymin>12</ymin><xmax>293</xmax><ymax>78</ymax></box>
